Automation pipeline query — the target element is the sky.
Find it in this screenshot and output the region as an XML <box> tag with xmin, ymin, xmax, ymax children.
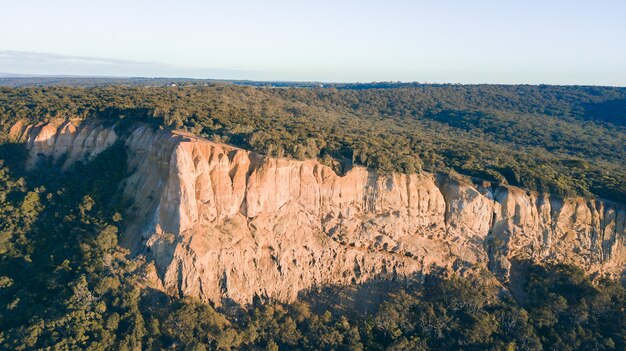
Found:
<box><xmin>1</xmin><ymin>0</ymin><xmax>625</xmax><ymax>85</ymax></box>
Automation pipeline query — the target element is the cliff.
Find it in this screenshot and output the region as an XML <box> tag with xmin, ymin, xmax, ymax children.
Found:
<box><xmin>10</xmin><ymin>120</ymin><xmax>626</xmax><ymax>305</ymax></box>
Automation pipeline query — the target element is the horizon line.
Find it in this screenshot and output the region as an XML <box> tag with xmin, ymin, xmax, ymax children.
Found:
<box><xmin>1</xmin><ymin>73</ymin><xmax>625</xmax><ymax>89</ymax></box>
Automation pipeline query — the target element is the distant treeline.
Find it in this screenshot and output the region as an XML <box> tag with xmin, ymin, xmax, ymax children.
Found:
<box><xmin>0</xmin><ymin>84</ymin><xmax>625</xmax><ymax>202</ymax></box>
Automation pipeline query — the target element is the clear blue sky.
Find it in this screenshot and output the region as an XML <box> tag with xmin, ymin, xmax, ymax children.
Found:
<box><xmin>1</xmin><ymin>0</ymin><xmax>625</xmax><ymax>85</ymax></box>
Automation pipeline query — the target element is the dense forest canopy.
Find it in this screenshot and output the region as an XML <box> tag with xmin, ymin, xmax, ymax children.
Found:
<box><xmin>1</xmin><ymin>83</ymin><xmax>625</xmax><ymax>203</ymax></box>
<box><xmin>0</xmin><ymin>82</ymin><xmax>625</xmax><ymax>349</ymax></box>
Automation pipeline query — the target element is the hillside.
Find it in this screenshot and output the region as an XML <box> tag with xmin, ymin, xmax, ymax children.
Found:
<box><xmin>0</xmin><ymin>84</ymin><xmax>625</xmax><ymax>350</ymax></box>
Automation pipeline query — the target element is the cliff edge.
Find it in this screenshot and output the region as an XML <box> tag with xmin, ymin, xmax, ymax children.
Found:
<box><xmin>10</xmin><ymin>120</ymin><xmax>626</xmax><ymax>305</ymax></box>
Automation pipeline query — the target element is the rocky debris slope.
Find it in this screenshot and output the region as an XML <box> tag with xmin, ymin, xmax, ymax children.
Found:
<box><xmin>11</xmin><ymin>120</ymin><xmax>626</xmax><ymax>305</ymax></box>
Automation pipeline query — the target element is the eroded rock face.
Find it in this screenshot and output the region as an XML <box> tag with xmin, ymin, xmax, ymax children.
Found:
<box><xmin>10</xmin><ymin>119</ymin><xmax>118</xmax><ymax>170</ymax></box>
<box><xmin>13</xmin><ymin>120</ymin><xmax>626</xmax><ymax>305</ymax></box>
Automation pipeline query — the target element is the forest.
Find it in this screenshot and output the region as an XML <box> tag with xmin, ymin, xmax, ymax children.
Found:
<box><xmin>0</xmin><ymin>83</ymin><xmax>625</xmax><ymax>350</ymax></box>
<box><xmin>0</xmin><ymin>83</ymin><xmax>625</xmax><ymax>202</ymax></box>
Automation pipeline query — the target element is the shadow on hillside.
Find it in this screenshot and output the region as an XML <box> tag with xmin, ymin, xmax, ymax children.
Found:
<box><xmin>0</xmin><ymin>141</ymin><xmax>28</xmax><ymax>172</ymax></box>
<box><xmin>296</xmin><ymin>274</ymin><xmax>423</xmax><ymax>318</ymax></box>
<box><xmin>582</xmin><ymin>98</ymin><xmax>626</xmax><ymax>127</ymax></box>
<box><xmin>136</xmin><ymin>272</ymin><xmax>429</xmax><ymax>320</ymax></box>
<box><xmin>292</xmin><ymin>266</ymin><xmax>483</xmax><ymax>318</ymax></box>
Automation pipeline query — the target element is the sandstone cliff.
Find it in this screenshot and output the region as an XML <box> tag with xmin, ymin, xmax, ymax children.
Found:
<box><xmin>10</xmin><ymin>120</ymin><xmax>626</xmax><ymax>305</ymax></box>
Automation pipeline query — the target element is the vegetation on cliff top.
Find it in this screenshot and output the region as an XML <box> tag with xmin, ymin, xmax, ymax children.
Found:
<box><xmin>0</xmin><ymin>84</ymin><xmax>625</xmax><ymax>202</ymax></box>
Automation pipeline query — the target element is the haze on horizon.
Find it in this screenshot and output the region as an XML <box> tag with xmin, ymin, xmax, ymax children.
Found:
<box><xmin>1</xmin><ymin>0</ymin><xmax>625</xmax><ymax>86</ymax></box>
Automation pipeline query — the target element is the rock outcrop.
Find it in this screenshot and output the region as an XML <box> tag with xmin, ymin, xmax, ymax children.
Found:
<box><xmin>11</xmin><ymin>120</ymin><xmax>626</xmax><ymax>305</ymax></box>
<box><xmin>10</xmin><ymin>119</ymin><xmax>118</xmax><ymax>170</ymax></box>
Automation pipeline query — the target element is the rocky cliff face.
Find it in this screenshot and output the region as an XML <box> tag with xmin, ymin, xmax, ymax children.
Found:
<box><xmin>11</xmin><ymin>120</ymin><xmax>626</xmax><ymax>305</ymax></box>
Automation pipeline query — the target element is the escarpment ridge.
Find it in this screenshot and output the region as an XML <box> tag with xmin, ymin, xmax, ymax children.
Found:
<box><xmin>10</xmin><ymin>120</ymin><xmax>626</xmax><ymax>305</ymax></box>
